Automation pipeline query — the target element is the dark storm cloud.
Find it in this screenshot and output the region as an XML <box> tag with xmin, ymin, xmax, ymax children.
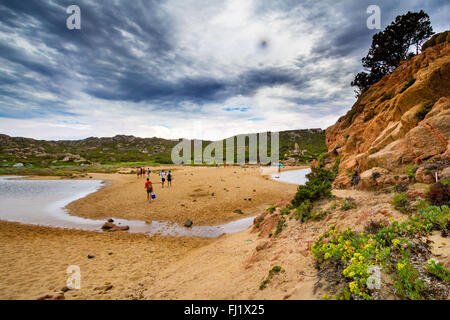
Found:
<box><xmin>0</xmin><ymin>0</ymin><xmax>448</xmax><ymax>120</ymax></box>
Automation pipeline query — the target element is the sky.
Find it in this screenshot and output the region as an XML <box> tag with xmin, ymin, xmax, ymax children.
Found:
<box><xmin>0</xmin><ymin>0</ymin><xmax>448</xmax><ymax>141</ymax></box>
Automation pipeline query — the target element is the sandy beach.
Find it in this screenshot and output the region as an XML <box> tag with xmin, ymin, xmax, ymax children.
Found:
<box><xmin>66</xmin><ymin>165</ymin><xmax>301</xmax><ymax>225</ymax></box>
<box><xmin>0</xmin><ymin>165</ymin><xmax>301</xmax><ymax>299</ymax></box>
<box><xmin>0</xmin><ymin>220</ymin><xmax>212</xmax><ymax>300</ymax></box>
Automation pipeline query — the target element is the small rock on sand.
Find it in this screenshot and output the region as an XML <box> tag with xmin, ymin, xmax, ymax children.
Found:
<box><xmin>233</xmin><ymin>209</ymin><xmax>244</xmax><ymax>215</ymax></box>
<box><xmin>37</xmin><ymin>292</ymin><xmax>65</xmax><ymax>300</ymax></box>
<box><xmin>184</xmin><ymin>219</ymin><xmax>193</xmax><ymax>228</ymax></box>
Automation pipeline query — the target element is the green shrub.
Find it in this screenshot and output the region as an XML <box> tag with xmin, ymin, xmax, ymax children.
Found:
<box><xmin>426</xmin><ymin>182</ymin><xmax>450</xmax><ymax>206</ymax></box>
<box><xmin>311</xmin><ymin>204</ymin><xmax>450</xmax><ymax>300</ymax></box>
<box><xmin>426</xmin><ymin>259</ymin><xmax>450</xmax><ymax>282</ymax></box>
<box><xmin>393</xmin><ymin>256</ymin><xmax>426</xmax><ymax>300</ymax></box>
<box><xmin>393</xmin><ymin>193</ymin><xmax>411</xmax><ymax>213</ymax></box>
<box><xmin>408</xmin><ymin>205</ymin><xmax>449</xmax><ymax>235</ymax></box>
<box><xmin>340</xmin><ymin>198</ymin><xmax>357</xmax><ymax>211</ymax></box>
<box><xmin>259</xmin><ymin>266</ymin><xmax>285</xmax><ymax>290</ymax></box>
<box><xmin>266</xmin><ymin>205</ymin><xmax>277</xmax><ymax>214</ymax></box>
<box><xmin>275</xmin><ymin>218</ymin><xmax>285</xmax><ymax>236</ymax></box>
<box><xmin>416</xmin><ymin>102</ymin><xmax>434</xmax><ymax>120</ymax></box>
<box><xmin>405</xmin><ymin>165</ymin><xmax>418</xmax><ymax>178</ymax></box>
<box><xmin>291</xmin><ymin>165</ymin><xmax>335</xmax><ymax>207</ymax></box>
<box><xmin>295</xmin><ymin>200</ymin><xmax>313</xmax><ymax>222</ymax></box>
<box><xmin>255</xmin><ymin>217</ymin><xmax>264</xmax><ymax>229</ymax></box>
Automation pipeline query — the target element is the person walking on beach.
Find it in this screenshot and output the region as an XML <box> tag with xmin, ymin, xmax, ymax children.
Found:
<box><xmin>145</xmin><ymin>178</ymin><xmax>153</xmax><ymax>201</ymax></box>
<box><xmin>147</xmin><ymin>168</ymin><xmax>151</xmax><ymax>177</ymax></box>
<box><xmin>160</xmin><ymin>170</ymin><xmax>166</xmax><ymax>188</ymax></box>
<box><xmin>167</xmin><ymin>170</ymin><xmax>172</xmax><ymax>187</ymax></box>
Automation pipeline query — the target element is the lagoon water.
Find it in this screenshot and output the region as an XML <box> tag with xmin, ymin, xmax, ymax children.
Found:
<box><xmin>0</xmin><ymin>168</ymin><xmax>310</xmax><ymax>237</ymax></box>
<box><xmin>271</xmin><ymin>168</ymin><xmax>311</xmax><ymax>185</ymax></box>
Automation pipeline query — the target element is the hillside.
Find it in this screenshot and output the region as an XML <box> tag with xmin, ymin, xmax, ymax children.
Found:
<box><xmin>326</xmin><ymin>38</ymin><xmax>450</xmax><ymax>189</ymax></box>
<box><xmin>0</xmin><ymin>129</ymin><xmax>326</xmax><ymax>166</ymax></box>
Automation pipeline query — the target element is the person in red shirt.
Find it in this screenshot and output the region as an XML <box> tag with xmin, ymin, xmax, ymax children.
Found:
<box><xmin>144</xmin><ymin>178</ymin><xmax>153</xmax><ymax>201</ymax></box>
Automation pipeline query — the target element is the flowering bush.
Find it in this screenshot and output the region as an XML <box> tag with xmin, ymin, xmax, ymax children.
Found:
<box><xmin>311</xmin><ymin>205</ymin><xmax>450</xmax><ymax>300</ymax></box>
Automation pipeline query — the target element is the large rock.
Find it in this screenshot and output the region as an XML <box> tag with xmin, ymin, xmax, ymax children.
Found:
<box><xmin>327</xmin><ymin>42</ymin><xmax>450</xmax><ymax>189</ymax></box>
<box><xmin>440</xmin><ymin>166</ymin><xmax>450</xmax><ymax>180</ymax></box>
<box><xmin>415</xmin><ymin>167</ymin><xmax>436</xmax><ymax>184</ymax></box>
<box><xmin>358</xmin><ymin>167</ymin><xmax>391</xmax><ymax>190</ymax></box>
<box><xmin>101</xmin><ymin>221</ymin><xmax>129</xmax><ymax>232</ymax></box>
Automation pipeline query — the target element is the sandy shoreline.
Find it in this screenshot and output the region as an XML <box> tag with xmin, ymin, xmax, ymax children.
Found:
<box><xmin>64</xmin><ymin>165</ymin><xmax>301</xmax><ymax>226</ymax></box>
<box><xmin>0</xmin><ymin>165</ymin><xmax>304</xmax><ymax>299</ymax></box>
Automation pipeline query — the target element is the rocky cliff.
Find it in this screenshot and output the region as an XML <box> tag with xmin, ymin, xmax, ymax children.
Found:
<box><xmin>326</xmin><ymin>39</ymin><xmax>450</xmax><ymax>189</ymax></box>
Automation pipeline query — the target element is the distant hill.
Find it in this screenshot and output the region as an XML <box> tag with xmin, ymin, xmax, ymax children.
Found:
<box><xmin>0</xmin><ymin>129</ymin><xmax>326</xmax><ymax>166</ymax></box>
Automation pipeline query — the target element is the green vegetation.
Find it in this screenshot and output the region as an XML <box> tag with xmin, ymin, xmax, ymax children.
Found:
<box><xmin>381</xmin><ymin>92</ymin><xmax>394</xmax><ymax>102</ymax></box>
<box><xmin>0</xmin><ymin>128</ymin><xmax>327</xmax><ymax>169</ymax></box>
<box><xmin>266</xmin><ymin>205</ymin><xmax>277</xmax><ymax>214</ymax></box>
<box><xmin>259</xmin><ymin>266</ymin><xmax>285</xmax><ymax>290</ymax></box>
<box><xmin>426</xmin><ymin>259</ymin><xmax>450</xmax><ymax>282</ymax></box>
<box><xmin>340</xmin><ymin>199</ymin><xmax>357</xmax><ymax>211</ymax></box>
<box><xmin>255</xmin><ymin>217</ymin><xmax>264</xmax><ymax>229</ymax></box>
<box><xmin>405</xmin><ymin>165</ymin><xmax>417</xmax><ymax>178</ymax></box>
<box><xmin>422</xmin><ymin>30</ymin><xmax>450</xmax><ymax>51</ymax></box>
<box><xmin>275</xmin><ymin>219</ymin><xmax>286</xmax><ymax>236</ymax></box>
<box><xmin>295</xmin><ymin>200</ymin><xmax>313</xmax><ymax>222</ymax></box>
<box><xmin>312</xmin><ymin>205</ymin><xmax>449</xmax><ymax>300</ymax></box>
<box><xmin>0</xmin><ymin>163</ymin><xmax>121</xmax><ymax>177</ymax></box>
<box><xmin>351</xmin><ymin>10</ymin><xmax>433</xmax><ymax>96</ymax></box>
<box><xmin>291</xmin><ymin>157</ymin><xmax>336</xmax><ymax>208</ymax></box>
<box><xmin>392</xmin><ymin>193</ymin><xmax>411</xmax><ymax>213</ymax></box>
<box><xmin>427</xmin><ymin>182</ymin><xmax>450</xmax><ymax>206</ymax></box>
<box><xmin>415</xmin><ymin>102</ymin><xmax>435</xmax><ymax>121</ymax></box>
<box><xmin>289</xmin><ymin>153</ymin><xmax>339</xmax><ymax>225</ymax></box>
<box><xmin>400</xmin><ymin>77</ymin><xmax>416</xmax><ymax>93</ymax></box>
<box><xmin>278</xmin><ymin>129</ymin><xmax>327</xmax><ymax>163</ymax></box>
<box><xmin>393</xmin><ymin>253</ymin><xmax>427</xmax><ymax>300</ymax></box>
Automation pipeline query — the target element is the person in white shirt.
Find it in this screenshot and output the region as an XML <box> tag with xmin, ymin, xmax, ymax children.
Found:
<box><xmin>160</xmin><ymin>170</ymin><xmax>166</xmax><ymax>188</ymax></box>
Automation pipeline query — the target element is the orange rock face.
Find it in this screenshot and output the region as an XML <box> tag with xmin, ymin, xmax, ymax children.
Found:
<box><xmin>326</xmin><ymin>42</ymin><xmax>450</xmax><ymax>189</ymax></box>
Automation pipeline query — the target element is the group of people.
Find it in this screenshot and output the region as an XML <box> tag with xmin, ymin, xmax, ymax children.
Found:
<box><xmin>136</xmin><ymin>167</ymin><xmax>151</xmax><ymax>178</ymax></box>
<box><xmin>141</xmin><ymin>168</ymin><xmax>173</xmax><ymax>201</ymax></box>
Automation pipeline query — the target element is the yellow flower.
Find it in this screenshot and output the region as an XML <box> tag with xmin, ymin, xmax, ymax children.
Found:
<box><xmin>397</xmin><ymin>262</ymin><xmax>406</xmax><ymax>271</ymax></box>
<box><xmin>349</xmin><ymin>281</ymin><xmax>358</xmax><ymax>293</ymax></box>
